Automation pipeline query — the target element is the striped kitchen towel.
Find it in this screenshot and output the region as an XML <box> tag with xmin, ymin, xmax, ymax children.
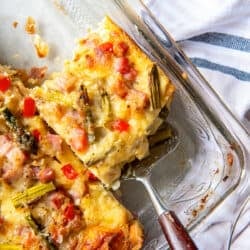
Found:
<box><xmin>145</xmin><ymin>0</ymin><xmax>250</xmax><ymax>132</ymax></box>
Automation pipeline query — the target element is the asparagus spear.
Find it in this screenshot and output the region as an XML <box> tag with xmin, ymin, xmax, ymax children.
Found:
<box><xmin>79</xmin><ymin>85</ymin><xmax>95</xmax><ymax>143</ymax></box>
<box><xmin>26</xmin><ymin>214</ymin><xmax>56</xmax><ymax>250</ymax></box>
<box><xmin>1</xmin><ymin>108</ymin><xmax>38</xmax><ymax>154</ymax></box>
<box><xmin>12</xmin><ymin>182</ymin><xmax>55</xmax><ymax>207</ymax></box>
<box><xmin>100</xmin><ymin>88</ymin><xmax>112</xmax><ymax>125</ymax></box>
<box><xmin>149</xmin><ymin>64</ymin><xmax>161</xmax><ymax>110</ymax></box>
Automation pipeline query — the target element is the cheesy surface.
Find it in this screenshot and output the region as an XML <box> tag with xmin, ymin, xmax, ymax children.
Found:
<box><xmin>0</xmin><ymin>65</ymin><xmax>143</xmax><ymax>249</ymax></box>
<box><xmin>32</xmin><ymin>17</ymin><xmax>175</xmax><ymax>185</ymax></box>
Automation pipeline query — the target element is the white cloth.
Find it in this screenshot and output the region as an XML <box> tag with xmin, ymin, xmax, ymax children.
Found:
<box><xmin>146</xmin><ymin>0</ymin><xmax>250</xmax><ymax>132</ymax></box>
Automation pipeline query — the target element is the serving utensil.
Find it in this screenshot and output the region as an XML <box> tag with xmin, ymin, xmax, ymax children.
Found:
<box><xmin>122</xmin><ymin>124</ymin><xmax>197</xmax><ymax>250</ymax></box>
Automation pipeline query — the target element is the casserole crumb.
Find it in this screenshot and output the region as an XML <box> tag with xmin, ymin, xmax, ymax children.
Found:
<box><xmin>25</xmin><ymin>16</ymin><xmax>36</xmax><ymax>34</ymax></box>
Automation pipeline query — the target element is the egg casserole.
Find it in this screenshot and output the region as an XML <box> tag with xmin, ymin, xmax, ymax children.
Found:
<box><xmin>32</xmin><ymin>17</ymin><xmax>175</xmax><ymax>186</ymax></box>
<box><xmin>0</xmin><ymin>65</ymin><xmax>143</xmax><ymax>249</ymax></box>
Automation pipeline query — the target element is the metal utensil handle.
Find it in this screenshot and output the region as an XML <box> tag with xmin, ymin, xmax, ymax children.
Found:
<box><xmin>159</xmin><ymin>210</ymin><xmax>198</xmax><ymax>250</ymax></box>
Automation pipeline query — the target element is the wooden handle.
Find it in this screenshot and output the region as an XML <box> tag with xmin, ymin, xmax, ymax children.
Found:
<box><xmin>158</xmin><ymin>210</ymin><xmax>197</xmax><ymax>250</ymax></box>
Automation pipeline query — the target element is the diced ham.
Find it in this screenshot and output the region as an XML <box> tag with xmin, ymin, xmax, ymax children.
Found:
<box><xmin>68</xmin><ymin>177</ymin><xmax>88</xmax><ymax>204</ymax></box>
<box><xmin>128</xmin><ymin>89</ymin><xmax>150</xmax><ymax>110</ymax></box>
<box><xmin>65</xmin><ymin>110</ymin><xmax>83</xmax><ymax>125</ymax></box>
<box><xmin>0</xmin><ymin>135</ymin><xmax>26</xmax><ymax>184</ymax></box>
<box><xmin>95</xmin><ymin>47</ymin><xmax>113</xmax><ymax>65</ymax></box>
<box><xmin>114</xmin><ymin>57</ymin><xmax>137</xmax><ymax>81</ymax></box>
<box><xmin>38</xmin><ymin>167</ymin><xmax>55</xmax><ymax>183</ymax></box>
<box><xmin>111</xmin><ymin>80</ymin><xmax>129</xmax><ymax>99</ymax></box>
<box><xmin>123</xmin><ymin>67</ymin><xmax>137</xmax><ymax>81</ymax></box>
<box><xmin>6</xmin><ymin>147</ymin><xmax>26</xmax><ymax>167</ymax></box>
<box><xmin>114</xmin><ymin>42</ymin><xmax>129</xmax><ymax>57</ymax></box>
<box><xmin>49</xmin><ymin>191</ymin><xmax>66</xmax><ymax>210</ymax></box>
<box><xmin>69</xmin><ymin>128</ymin><xmax>88</xmax><ymax>152</ymax></box>
<box><xmin>2</xmin><ymin>162</ymin><xmax>23</xmax><ymax>184</ymax></box>
<box><xmin>0</xmin><ymin>135</ymin><xmax>12</xmax><ymax>157</ymax></box>
<box><xmin>47</xmin><ymin>133</ymin><xmax>62</xmax><ymax>152</ymax></box>
<box><xmin>0</xmin><ymin>135</ymin><xmax>26</xmax><ymax>166</ymax></box>
<box><xmin>56</xmin><ymin>75</ymin><xmax>76</xmax><ymax>93</ymax></box>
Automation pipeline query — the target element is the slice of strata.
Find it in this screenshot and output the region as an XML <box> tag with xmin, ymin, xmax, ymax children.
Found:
<box><xmin>32</xmin><ymin>16</ymin><xmax>175</xmax><ymax>186</ymax></box>
<box><xmin>0</xmin><ymin>65</ymin><xmax>143</xmax><ymax>249</ymax></box>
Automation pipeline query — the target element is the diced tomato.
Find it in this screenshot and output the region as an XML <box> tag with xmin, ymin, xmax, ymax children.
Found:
<box><xmin>87</xmin><ymin>171</ymin><xmax>99</xmax><ymax>181</ymax></box>
<box><xmin>70</xmin><ymin>128</ymin><xmax>89</xmax><ymax>152</ymax></box>
<box><xmin>111</xmin><ymin>119</ymin><xmax>130</xmax><ymax>132</ymax></box>
<box><xmin>0</xmin><ymin>74</ymin><xmax>11</xmax><ymax>92</ymax></box>
<box><xmin>38</xmin><ymin>167</ymin><xmax>55</xmax><ymax>183</ymax></box>
<box><xmin>114</xmin><ymin>42</ymin><xmax>129</xmax><ymax>57</ymax></box>
<box><xmin>98</xmin><ymin>42</ymin><xmax>113</xmax><ymax>53</ymax></box>
<box><xmin>61</xmin><ymin>164</ymin><xmax>78</xmax><ymax>180</ymax></box>
<box><xmin>22</xmin><ymin>97</ymin><xmax>36</xmax><ymax>117</ymax></box>
<box><xmin>32</xmin><ymin>129</ymin><xmax>41</xmax><ymax>141</ymax></box>
<box><xmin>112</xmin><ymin>80</ymin><xmax>129</xmax><ymax>99</ymax></box>
<box><xmin>114</xmin><ymin>57</ymin><xmax>131</xmax><ymax>74</ymax></box>
<box><xmin>64</xmin><ymin>203</ymin><xmax>75</xmax><ymax>221</ymax></box>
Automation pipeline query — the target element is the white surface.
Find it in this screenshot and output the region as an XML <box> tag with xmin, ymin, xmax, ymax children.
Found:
<box><xmin>146</xmin><ymin>0</ymin><xmax>250</xmax><ymax>132</ymax></box>
<box><xmin>146</xmin><ymin>0</ymin><xmax>250</xmax><ymax>249</ymax></box>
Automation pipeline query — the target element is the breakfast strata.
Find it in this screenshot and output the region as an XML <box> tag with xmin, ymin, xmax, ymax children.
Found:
<box><xmin>32</xmin><ymin>17</ymin><xmax>175</xmax><ymax>186</ymax></box>
<box><xmin>0</xmin><ymin>65</ymin><xmax>143</xmax><ymax>249</ymax></box>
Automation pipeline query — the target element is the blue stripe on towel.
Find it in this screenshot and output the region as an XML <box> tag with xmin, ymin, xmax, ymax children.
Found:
<box><xmin>187</xmin><ymin>32</ymin><xmax>250</xmax><ymax>52</ymax></box>
<box><xmin>191</xmin><ymin>57</ymin><xmax>250</xmax><ymax>81</ymax></box>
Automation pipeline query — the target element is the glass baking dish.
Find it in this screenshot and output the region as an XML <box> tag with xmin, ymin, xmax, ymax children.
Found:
<box><xmin>0</xmin><ymin>0</ymin><xmax>249</xmax><ymax>249</ymax></box>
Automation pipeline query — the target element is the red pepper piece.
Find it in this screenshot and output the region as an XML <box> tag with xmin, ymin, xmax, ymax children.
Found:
<box><xmin>64</xmin><ymin>203</ymin><xmax>75</xmax><ymax>221</ymax></box>
<box><xmin>52</xmin><ymin>196</ymin><xmax>63</xmax><ymax>209</ymax></box>
<box><xmin>114</xmin><ymin>41</ymin><xmax>129</xmax><ymax>57</ymax></box>
<box><xmin>98</xmin><ymin>42</ymin><xmax>113</xmax><ymax>53</ymax></box>
<box><xmin>61</xmin><ymin>164</ymin><xmax>78</xmax><ymax>180</ymax></box>
<box><xmin>23</xmin><ymin>97</ymin><xmax>36</xmax><ymax>117</ymax></box>
<box><xmin>114</xmin><ymin>57</ymin><xmax>131</xmax><ymax>74</ymax></box>
<box><xmin>0</xmin><ymin>74</ymin><xmax>11</xmax><ymax>92</ymax></box>
<box><xmin>87</xmin><ymin>171</ymin><xmax>99</xmax><ymax>181</ymax></box>
<box><xmin>111</xmin><ymin>119</ymin><xmax>130</xmax><ymax>132</ymax></box>
<box><xmin>32</xmin><ymin>129</ymin><xmax>41</xmax><ymax>141</ymax></box>
<box><xmin>38</xmin><ymin>167</ymin><xmax>55</xmax><ymax>183</ymax></box>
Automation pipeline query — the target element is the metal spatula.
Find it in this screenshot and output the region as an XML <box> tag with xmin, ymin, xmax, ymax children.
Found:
<box><xmin>122</xmin><ymin>124</ymin><xmax>197</xmax><ymax>250</ymax></box>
